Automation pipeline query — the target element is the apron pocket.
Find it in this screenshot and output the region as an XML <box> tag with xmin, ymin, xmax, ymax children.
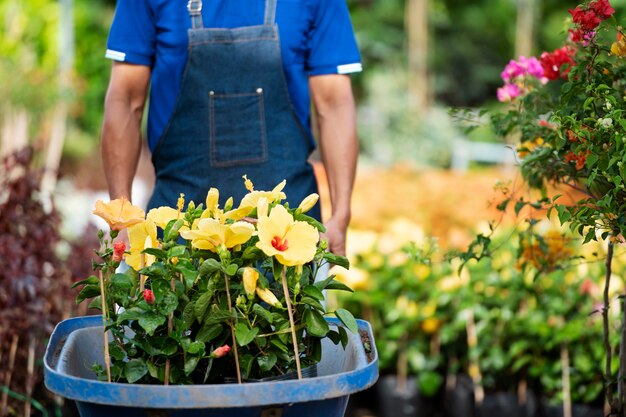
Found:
<box><xmin>209</xmin><ymin>89</ymin><xmax>268</xmax><ymax>167</ymax></box>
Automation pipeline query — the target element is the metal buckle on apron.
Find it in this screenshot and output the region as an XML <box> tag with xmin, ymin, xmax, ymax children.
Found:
<box><xmin>187</xmin><ymin>0</ymin><xmax>202</xmax><ymax>14</ymax></box>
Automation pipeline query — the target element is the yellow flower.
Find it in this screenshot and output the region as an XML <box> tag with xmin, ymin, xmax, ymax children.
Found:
<box><xmin>126</xmin><ymin>219</ymin><xmax>158</xmax><ymax>271</ymax></box>
<box><xmin>92</xmin><ymin>197</ymin><xmax>145</xmax><ymax>231</ymax></box>
<box><xmin>243</xmin><ymin>267</ymin><xmax>259</xmax><ymax>297</ymax></box>
<box><xmin>227</xmin><ymin>180</ymin><xmax>288</xmax><ymax>221</ymax></box>
<box><xmin>331</xmin><ymin>265</ymin><xmax>369</xmax><ymax>291</ymax></box>
<box><xmin>421</xmin><ymin>318</ymin><xmax>441</xmax><ymax>334</ymax></box>
<box><xmin>180</xmin><ymin>218</ymin><xmax>254</xmax><ymax>251</ymax></box>
<box><xmin>297</xmin><ymin>193</ymin><xmax>319</xmax><ymax>213</ymax></box>
<box><xmin>256</xmin><ymin>205</ymin><xmax>319</xmax><ymax>266</ymax></box>
<box><xmin>147</xmin><ymin>206</ymin><xmax>180</xmax><ymax>229</ymax></box>
<box><xmin>256</xmin><ymin>287</ymin><xmax>282</xmax><ymax>308</ymax></box>
<box><xmin>611</xmin><ymin>34</ymin><xmax>626</xmax><ymax>57</ymax></box>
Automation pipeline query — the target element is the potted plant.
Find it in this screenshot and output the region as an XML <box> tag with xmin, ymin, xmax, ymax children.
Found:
<box><xmin>334</xmin><ymin>221</ymin><xmax>452</xmax><ymax>417</ymax></box>
<box><xmin>44</xmin><ymin>178</ymin><xmax>378</xmax><ymax>416</ymax></box>
<box><xmin>462</xmin><ymin>0</ymin><xmax>626</xmax><ymax>414</ymax></box>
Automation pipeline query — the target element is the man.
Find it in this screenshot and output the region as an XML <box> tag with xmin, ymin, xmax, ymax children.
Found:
<box><xmin>100</xmin><ymin>0</ymin><xmax>360</xmax><ymax>255</ymax></box>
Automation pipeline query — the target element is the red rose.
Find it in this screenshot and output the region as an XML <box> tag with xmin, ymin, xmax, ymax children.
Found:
<box><xmin>143</xmin><ymin>289</ymin><xmax>156</xmax><ymax>305</ymax></box>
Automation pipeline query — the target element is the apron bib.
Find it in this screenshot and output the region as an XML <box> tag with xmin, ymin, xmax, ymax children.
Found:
<box><xmin>149</xmin><ymin>0</ymin><xmax>320</xmax><ymax>220</ymax></box>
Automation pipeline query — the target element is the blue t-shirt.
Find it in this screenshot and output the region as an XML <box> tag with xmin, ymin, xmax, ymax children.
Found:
<box><xmin>106</xmin><ymin>0</ymin><xmax>362</xmax><ymax>152</ymax></box>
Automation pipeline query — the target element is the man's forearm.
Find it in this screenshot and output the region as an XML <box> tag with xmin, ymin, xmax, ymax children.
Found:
<box><xmin>100</xmin><ymin>63</ymin><xmax>150</xmax><ymax>201</ymax></box>
<box><xmin>317</xmin><ymin>99</ymin><xmax>358</xmax><ymax>227</ymax></box>
<box><xmin>101</xmin><ymin>99</ymin><xmax>143</xmax><ymax>200</ymax></box>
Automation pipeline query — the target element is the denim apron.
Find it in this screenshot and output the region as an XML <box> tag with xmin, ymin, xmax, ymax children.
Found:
<box><xmin>149</xmin><ymin>0</ymin><xmax>320</xmax><ymax>220</ymax></box>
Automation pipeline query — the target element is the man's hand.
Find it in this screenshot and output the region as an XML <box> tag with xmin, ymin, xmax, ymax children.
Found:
<box><xmin>323</xmin><ymin>215</ymin><xmax>350</xmax><ymax>256</ymax></box>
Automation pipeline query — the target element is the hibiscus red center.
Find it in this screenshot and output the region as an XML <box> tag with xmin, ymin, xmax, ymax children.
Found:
<box><xmin>271</xmin><ymin>236</ymin><xmax>289</xmax><ymax>251</ymax></box>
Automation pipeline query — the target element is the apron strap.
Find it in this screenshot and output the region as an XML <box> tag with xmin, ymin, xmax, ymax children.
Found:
<box><xmin>263</xmin><ymin>0</ymin><xmax>277</xmax><ymax>26</ymax></box>
<box><xmin>187</xmin><ymin>0</ymin><xmax>204</xmax><ymax>29</ymax></box>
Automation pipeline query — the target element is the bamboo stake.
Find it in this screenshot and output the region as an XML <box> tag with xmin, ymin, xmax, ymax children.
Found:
<box><xmin>224</xmin><ymin>273</ymin><xmax>242</xmax><ymax>383</ymax></box>
<box><xmin>466</xmin><ymin>309</ymin><xmax>484</xmax><ymax>404</ymax></box>
<box><xmin>0</xmin><ymin>334</ymin><xmax>18</xmax><ymax>416</ymax></box>
<box><xmin>24</xmin><ymin>338</ymin><xmax>36</xmax><ymax>417</ymax></box>
<box><xmin>281</xmin><ymin>268</ymin><xmax>302</xmax><ymax>379</ymax></box>
<box><xmin>99</xmin><ymin>270</ymin><xmax>111</xmax><ymax>382</ymax></box>
<box><xmin>396</xmin><ymin>332</ymin><xmax>409</xmax><ymax>392</ymax></box>
<box><xmin>164</xmin><ymin>278</ymin><xmax>176</xmax><ymax>386</ymax></box>
<box><xmin>561</xmin><ymin>344</ymin><xmax>572</xmax><ymax>417</ymax></box>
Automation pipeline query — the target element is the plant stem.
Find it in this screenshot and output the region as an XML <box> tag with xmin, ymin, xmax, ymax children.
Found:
<box><xmin>603</xmin><ymin>241</ymin><xmax>618</xmax><ymax>414</ymax></box>
<box><xmin>0</xmin><ymin>334</ymin><xmax>18</xmax><ymax>415</ymax></box>
<box><xmin>224</xmin><ymin>273</ymin><xmax>242</xmax><ymax>384</ymax></box>
<box><xmin>397</xmin><ymin>331</ymin><xmax>408</xmax><ymax>392</ymax></box>
<box><xmin>99</xmin><ymin>270</ymin><xmax>111</xmax><ymax>383</ymax></box>
<box><xmin>281</xmin><ymin>268</ymin><xmax>302</xmax><ymax>379</ymax></box>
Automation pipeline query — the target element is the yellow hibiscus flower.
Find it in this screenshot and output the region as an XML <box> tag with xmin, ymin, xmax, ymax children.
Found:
<box><xmin>92</xmin><ymin>197</ymin><xmax>145</xmax><ymax>231</ymax></box>
<box><xmin>147</xmin><ymin>206</ymin><xmax>180</xmax><ymax>229</ymax></box>
<box><xmin>256</xmin><ymin>205</ymin><xmax>319</xmax><ymax>266</ymax></box>
<box><xmin>126</xmin><ymin>219</ymin><xmax>158</xmax><ymax>271</ymax></box>
<box><xmin>226</xmin><ymin>180</ymin><xmax>287</xmax><ymax>221</ymax></box>
<box><xmin>180</xmin><ymin>218</ymin><xmax>254</xmax><ymax>251</ymax></box>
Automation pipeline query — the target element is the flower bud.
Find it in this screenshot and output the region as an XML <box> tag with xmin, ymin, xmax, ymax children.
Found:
<box><xmin>224</xmin><ymin>197</ymin><xmax>234</xmax><ymax>212</ymax></box>
<box><xmin>143</xmin><ymin>289</ymin><xmax>156</xmax><ymax>305</ymax></box>
<box><xmin>210</xmin><ymin>345</ymin><xmax>231</xmax><ymax>358</ymax></box>
<box><xmin>297</xmin><ymin>193</ymin><xmax>319</xmax><ymax>213</ymax></box>
<box><xmin>112</xmin><ymin>241</ymin><xmax>126</xmax><ymax>263</ymax></box>
<box><xmin>243</xmin><ymin>267</ymin><xmax>259</xmax><ymax>297</ymax></box>
<box><xmin>256</xmin><ymin>288</ymin><xmax>282</xmax><ymax>308</ymax></box>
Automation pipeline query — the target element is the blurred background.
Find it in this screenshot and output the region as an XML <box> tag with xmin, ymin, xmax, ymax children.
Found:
<box><xmin>2</xmin><ymin>0</ymin><xmax>626</xmax><ymax>416</ymax></box>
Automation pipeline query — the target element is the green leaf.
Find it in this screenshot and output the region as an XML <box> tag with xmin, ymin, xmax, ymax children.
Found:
<box><xmin>138</xmin><ymin>312</ymin><xmax>167</xmax><ymax>336</ymax></box>
<box><xmin>194</xmin><ymin>290</ymin><xmax>214</xmax><ymax>321</ymax></box>
<box><xmin>182</xmin><ymin>301</ymin><xmax>196</xmax><ymax>330</ymax></box>
<box><xmin>302</xmin><ymin>285</ymin><xmax>325</xmax><ymax>301</ymax></box>
<box><xmin>146</xmin><ymin>360</ymin><xmax>162</xmax><ymax>381</ymax></box>
<box><xmin>87</xmin><ymin>296</ymin><xmax>102</xmax><ymax>310</ymax></box>
<box><xmin>184</xmin><ymin>355</ymin><xmax>201</xmax><ymax>376</ymax></box>
<box><xmin>225</xmin><ymin>263</ymin><xmax>239</xmax><ymax>277</ymax></box>
<box><xmin>197</xmin><ymin>324</ymin><xmax>223</xmax><ymax>343</ymax></box>
<box><xmin>252</xmin><ymin>304</ymin><xmax>274</xmax><ymax>324</ymax></box>
<box><xmin>167</xmin><ymin>244</ymin><xmax>187</xmax><ymax>258</ymax></box>
<box><xmin>199</xmin><ymin>258</ymin><xmax>221</xmax><ymax>279</ymax></box>
<box><xmin>335</xmin><ymin>308</ymin><xmax>358</xmax><ymax>334</ymax></box>
<box><xmin>125</xmin><ymin>358</ymin><xmax>148</xmax><ymax>383</ymax></box>
<box><xmin>187</xmin><ymin>341</ymin><xmax>205</xmax><ymax>355</ymax></box>
<box><xmin>257</xmin><ymin>353</ymin><xmax>277</xmax><ymax>372</ymax></box>
<box><xmin>71</xmin><ymin>275</ymin><xmax>98</xmax><ymax>289</ymax></box>
<box><xmin>304</xmin><ymin>309</ymin><xmax>329</xmax><ymax>337</ymax></box>
<box><xmin>269</xmin><ymin>338</ymin><xmax>289</xmax><ymax>353</ymax></box>
<box><xmin>142</xmin><ymin>247</ymin><xmax>167</xmax><ymax>259</ymax></box>
<box><xmin>324</xmin><ymin>279</ymin><xmax>353</xmax><ymax>292</ymax></box>
<box><xmin>235</xmin><ymin>322</ymin><xmax>259</xmax><ymax>346</ymax></box>
<box><xmin>322</xmin><ymin>252</ymin><xmax>350</xmax><ymax>269</ymax></box>
<box><xmin>338</xmin><ymin>326</ymin><xmax>349</xmax><ymax>349</ymax></box>
<box><xmin>300</xmin><ymin>296</ymin><xmax>325</xmax><ymax>312</ymax></box>
<box><xmin>165</xmin><ymin>219</ymin><xmax>185</xmax><ymax>242</ymax></box>
<box><xmin>76</xmin><ymin>284</ymin><xmax>101</xmax><ymax>304</ymax></box>
<box><xmin>161</xmin><ymin>290</ymin><xmax>179</xmax><ymax>315</ymax></box>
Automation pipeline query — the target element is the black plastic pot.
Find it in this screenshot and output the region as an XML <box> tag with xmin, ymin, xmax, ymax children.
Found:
<box><xmin>375</xmin><ymin>375</ymin><xmax>441</xmax><ymax>417</ymax></box>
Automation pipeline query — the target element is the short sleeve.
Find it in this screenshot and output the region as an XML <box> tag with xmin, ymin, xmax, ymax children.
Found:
<box><xmin>105</xmin><ymin>0</ymin><xmax>156</xmax><ymax>66</ymax></box>
<box><xmin>306</xmin><ymin>0</ymin><xmax>362</xmax><ymax>76</ymax></box>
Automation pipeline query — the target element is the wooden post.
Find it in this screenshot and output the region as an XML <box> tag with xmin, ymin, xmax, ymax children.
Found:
<box><xmin>41</xmin><ymin>0</ymin><xmax>74</xmax><ymax>201</ymax></box>
<box><xmin>405</xmin><ymin>0</ymin><xmax>429</xmax><ymax>112</ymax></box>
<box><xmin>514</xmin><ymin>0</ymin><xmax>537</xmax><ymax>59</ymax></box>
